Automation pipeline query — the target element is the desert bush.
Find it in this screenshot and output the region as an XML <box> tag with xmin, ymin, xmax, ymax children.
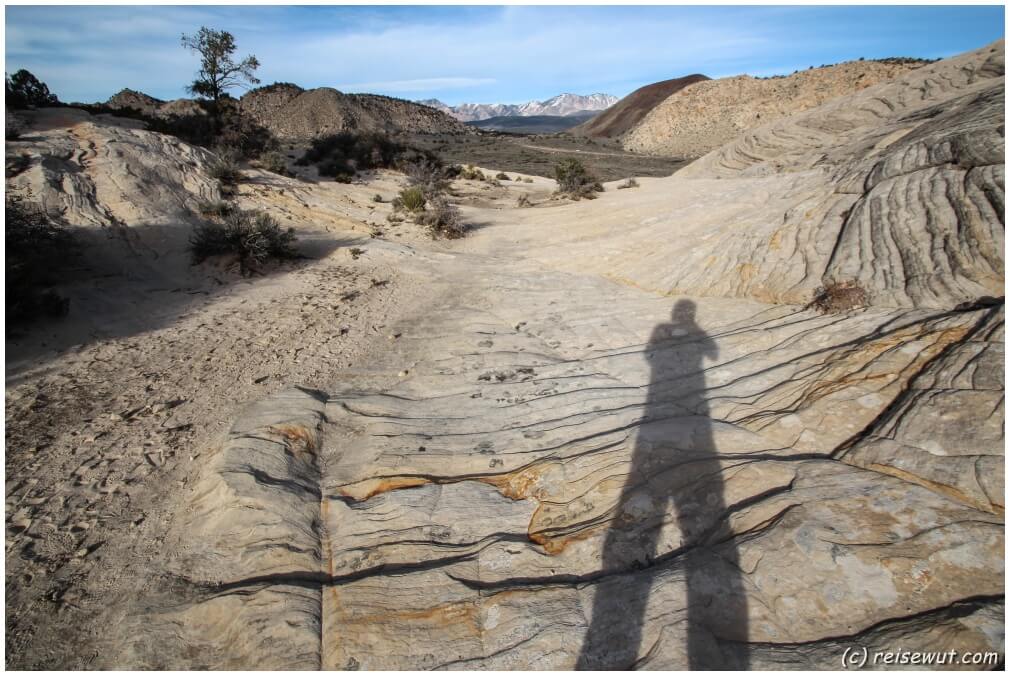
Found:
<box><xmin>207</xmin><ymin>146</ymin><xmax>243</xmax><ymax>186</ymax></box>
<box><xmin>617</xmin><ymin>177</ymin><xmax>639</xmax><ymax>189</ymax></box>
<box><xmin>6</xmin><ymin>190</ymin><xmax>76</xmax><ymax>322</ymax></box>
<box><xmin>295</xmin><ymin>131</ymin><xmax>437</xmax><ymax>182</ymax></box>
<box><xmin>393</xmin><ymin>187</ymin><xmax>426</xmax><ymax>213</ymax></box>
<box><xmin>256</xmin><ymin>150</ymin><xmax>289</xmax><ymax>176</ymax></box>
<box><xmin>516</xmin><ymin>194</ymin><xmax>531</xmax><ymax>208</ymax></box>
<box><xmin>495</xmin><ymin>172</ymin><xmax>510</xmax><ymax>181</ymax></box>
<box><xmin>190</xmin><ymin>209</ymin><xmax>298</xmax><ymax>273</ymax></box>
<box><xmin>6</xmin><ymin>111</ymin><xmax>25</xmax><ymax>140</ymax></box>
<box><xmin>416</xmin><ymin>196</ymin><xmax>466</xmax><ymax>239</ymax></box>
<box><xmin>555</xmin><ymin>158</ymin><xmax>603</xmax><ymax>199</ymax></box>
<box><xmin>523</xmin><ymin>177</ymin><xmax>533</xmax><ymax>183</ymax></box>
<box><xmin>458</xmin><ymin>164</ymin><xmax>486</xmax><ymax>181</ymax></box>
<box><xmin>810</xmin><ymin>280</ymin><xmax>868</xmax><ymax>313</ymax></box>
<box><xmin>195</xmin><ymin>198</ymin><xmax>234</xmax><ymax>219</ymax></box>
<box><xmin>372</xmin><ymin>194</ymin><xmax>384</xmax><ymax>203</ymax></box>
<box><xmin>403</xmin><ymin>157</ymin><xmax>450</xmax><ymax>197</ymax></box>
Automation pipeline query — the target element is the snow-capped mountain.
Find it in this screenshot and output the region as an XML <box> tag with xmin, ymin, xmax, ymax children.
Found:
<box><xmin>417</xmin><ymin>93</ymin><xmax>618</xmax><ymax>122</ymax></box>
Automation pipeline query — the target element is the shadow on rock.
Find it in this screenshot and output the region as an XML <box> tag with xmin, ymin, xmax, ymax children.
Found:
<box><xmin>577</xmin><ymin>299</ymin><xmax>749</xmax><ymax>669</ymax></box>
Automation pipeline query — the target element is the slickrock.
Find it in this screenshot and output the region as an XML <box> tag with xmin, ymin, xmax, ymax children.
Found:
<box><xmin>623</xmin><ymin>58</ymin><xmax>930</xmax><ymax>158</ymax></box>
<box><xmin>109</xmin><ymin>263</ymin><xmax>1003</xmax><ymax>668</ymax></box>
<box><xmin>6</xmin><ymin>107</ymin><xmax>220</xmax><ymax>229</ymax></box>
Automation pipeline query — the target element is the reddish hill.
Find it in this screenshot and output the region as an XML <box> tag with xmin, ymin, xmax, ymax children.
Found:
<box><xmin>573</xmin><ymin>73</ymin><xmax>709</xmax><ymax>138</ymax></box>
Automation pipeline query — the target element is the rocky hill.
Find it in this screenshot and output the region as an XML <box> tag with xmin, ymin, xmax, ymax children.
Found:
<box><xmin>572</xmin><ymin>73</ymin><xmax>709</xmax><ymax>138</ymax></box>
<box><xmin>105</xmin><ymin>88</ymin><xmax>164</xmax><ymax>116</ymax></box>
<box><xmin>101</xmin><ymin>83</ymin><xmax>468</xmax><ymax>139</ymax></box>
<box><xmin>622</xmin><ymin>59</ymin><xmax>931</xmax><ymax>157</ymax></box>
<box><xmin>420</xmin><ymin>93</ymin><xmax>618</xmax><ymax>122</ymax></box>
<box><xmin>104</xmin><ymin>88</ymin><xmax>205</xmax><ymax>119</ymax></box>
<box><xmin>241</xmin><ymin>84</ymin><xmax>470</xmax><ymax>139</ymax></box>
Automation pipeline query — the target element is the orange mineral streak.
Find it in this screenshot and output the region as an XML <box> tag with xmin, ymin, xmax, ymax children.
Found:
<box><xmin>477</xmin><ymin>463</ymin><xmax>552</xmax><ymax>500</ymax></box>
<box><xmin>805</xmin><ymin>325</ymin><xmax>970</xmax><ymax>403</ymax></box>
<box><xmin>335</xmin><ymin>476</ymin><xmax>431</xmax><ymax>502</ymax></box>
<box><xmin>528</xmin><ymin>521</ymin><xmax>603</xmax><ymax>555</ymax></box>
<box><xmin>268</xmin><ymin>423</ymin><xmax>319</xmax><ymax>457</ymax></box>
<box><xmin>864</xmin><ymin>462</ymin><xmax>1005</xmax><ymax>516</ymax></box>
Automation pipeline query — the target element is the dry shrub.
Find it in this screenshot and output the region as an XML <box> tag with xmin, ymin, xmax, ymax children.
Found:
<box><xmin>6</xmin><ymin>190</ymin><xmax>77</xmax><ymax>322</ymax></box>
<box><xmin>256</xmin><ymin>150</ymin><xmax>290</xmax><ymax>176</ymax></box>
<box><xmin>458</xmin><ymin>164</ymin><xmax>486</xmax><ymax>181</ymax></box>
<box><xmin>810</xmin><ymin>280</ymin><xmax>868</xmax><ymax>313</ymax></box>
<box><xmin>403</xmin><ymin>158</ymin><xmax>450</xmax><ymax>197</ymax></box>
<box><xmin>208</xmin><ymin>146</ymin><xmax>243</xmax><ymax>186</ymax></box>
<box><xmin>195</xmin><ymin>198</ymin><xmax>234</xmax><ymax>219</ymax></box>
<box><xmin>516</xmin><ymin>194</ymin><xmax>531</xmax><ymax>208</ymax></box>
<box><xmin>190</xmin><ymin>209</ymin><xmax>298</xmax><ymax>273</ymax></box>
<box><xmin>617</xmin><ymin>177</ymin><xmax>639</xmax><ymax>189</ymax></box>
<box><xmin>416</xmin><ymin>196</ymin><xmax>466</xmax><ymax>239</ymax></box>
<box><xmin>555</xmin><ymin>158</ymin><xmax>603</xmax><ymax>199</ymax></box>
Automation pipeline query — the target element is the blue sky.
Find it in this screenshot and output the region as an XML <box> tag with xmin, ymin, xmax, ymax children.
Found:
<box><xmin>5</xmin><ymin>5</ymin><xmax>1005</xmax><ymax>105</ymax></box>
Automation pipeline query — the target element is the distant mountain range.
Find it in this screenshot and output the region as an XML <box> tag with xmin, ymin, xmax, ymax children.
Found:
<box><xmin>417</xmin><ymin>93</ymin><xmax>618</xmax><ymax>122</ymax></box>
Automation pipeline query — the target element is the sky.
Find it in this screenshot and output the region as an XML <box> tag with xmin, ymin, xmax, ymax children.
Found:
<box><xmin>5</xmin><ymin>5</ymin><xmax>1005</xmax><ymax>106</ymax></box>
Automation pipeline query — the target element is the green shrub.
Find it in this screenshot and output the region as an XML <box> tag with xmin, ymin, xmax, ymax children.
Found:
<box><xmin>416</xmin><ymin>196</ymin><xmax>466</xmax><ymax>239</ymax></box>
<box><xmin>190</xmin><ymin>209</ymin><xmax>298</xmax><ymax>273</ymax></box>
<box><xmin>6</xmin><ymin>190</ymin><xmax>77</xmax><ymax>322</ymax></box>
<box><xmin>554</xmin><ymin>158</ymin><xmax>603</xmax><ymax>199</ymax></box>
<box><xmin>394</xmin><ymin>187</ymin><xmax>426</xmax><ymax>212</ymax></box>
<box><xmin>257</xmin><ymin>150</ymin><xmax>289</xmax><ymax>176</ymax></box>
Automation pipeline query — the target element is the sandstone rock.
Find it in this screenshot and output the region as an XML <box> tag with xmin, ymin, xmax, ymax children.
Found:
<box><xmin>623</xmin><ymin>59</ymin><xmax>930</xmax><ymax>158</ymax></box>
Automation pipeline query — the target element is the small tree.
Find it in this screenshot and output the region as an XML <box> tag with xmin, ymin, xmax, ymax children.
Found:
<box><xmin>181</xmin><ymin>27</ymin><xmax>260</xmax><ymax>107</ymax></box>
<box><xmin>5</xmin><ymin>69</ymin><xmax>58</xmax><ymax>109</ymax></box>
